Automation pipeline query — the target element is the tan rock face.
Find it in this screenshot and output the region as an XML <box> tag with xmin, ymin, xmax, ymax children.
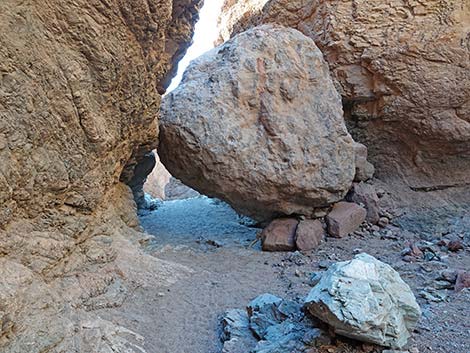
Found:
<box><xmin>0</xmin><ymin>0</ymin><xmax>201</xmax><ymax>351</ymax></box>
<box><xmin>219</xmin><ymin>0</ymin><xmax>470</xmax><ymax>190</ymax></box>
<box><xmin>160</xmin><ymin>25</ymin><xmax>356</xmax><ymax>220</ymax></box>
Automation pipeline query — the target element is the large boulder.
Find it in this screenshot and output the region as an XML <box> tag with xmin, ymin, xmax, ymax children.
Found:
<box><xmin>159</xmin><ymin>25</ymin><xmax>356</xmax><ymax>220</ymax></box>
<box><xmin>218</xmin><ymin>0</ymin><xmax>470</xmax><ymax>205</ymax></box>
<box><xmin>305</xmin><ymin>253</ymin><xmax>421</xmax><ymax>349</ymax></box>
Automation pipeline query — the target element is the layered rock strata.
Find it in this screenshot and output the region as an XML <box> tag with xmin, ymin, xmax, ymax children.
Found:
<box><xmin>0</xmin><ymin>0</ymin><xmax>201</xmax><ymax>351</ymax></box>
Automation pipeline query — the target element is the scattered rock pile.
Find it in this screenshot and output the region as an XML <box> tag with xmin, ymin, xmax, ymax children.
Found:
<box><xmin>222</xmin><ymin>293</ymin><xmax>328</xmax><ymax>353</ymax></box>
<box><xmin>260</xmin><ymin>201</ymin><xmax>371</xmax><ymax>252</ymax></box>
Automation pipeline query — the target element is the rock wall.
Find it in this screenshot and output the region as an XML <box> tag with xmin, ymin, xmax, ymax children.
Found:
<box><xmin>0</xmin><ymin>0</ymin><xmax>201</xmax><ymax>351</ymax></box>
<box><xmin>218</xmin><ymin>0</ymin><xmax>470</xmax><ymax>195</ymax></box>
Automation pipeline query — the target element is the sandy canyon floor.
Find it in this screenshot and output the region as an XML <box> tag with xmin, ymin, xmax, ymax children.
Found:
<box><xmin>97</xmin><ymin>196</ymin><xmax>469</xmax><ymax>353</ymax></box>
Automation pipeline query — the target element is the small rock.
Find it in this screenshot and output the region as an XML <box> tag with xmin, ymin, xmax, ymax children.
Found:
<box><xmin>221</xmin><ymin>309</ymin><xmax>257</xmax><ymax>353</ymax></box>
<box><xmin>455</xmin><ymin>270</ymin><xmax>470</xmax><ymax>292</ymax></box>
<box><xmin>309</xmin><ymin>272</ymin><xmax>323</xmax><ymax>286</ymax></box>
<box><xmin>247</xmin><ymin>294</ymin><xmax>284</xmax><ymax>339</ymax></box>
<box><xmin>295</xmin><ymin>219</ymin><xmax>324</xmax><ymax>251</ymax></box>
<box><xmin>447</xmin><ymin>239</ymin><xmax>464</xmax><ymax>252</ymax></box>
<box><xmin>378</xmin><ymin>217</ymin><xmax>390</xmax><ymax>228</ymax></box>
<box><xmin>261</xmin><ymin>218</ymin><xmax>298</xmax><ymax>252</ymax></box>
<box><xmin>353</xmin><ymin>142</ymin><xmax>375</xmax><ymax>182</ymax></box>
<box><xmin>305</xmin><ymin>253</ymin><xmax>421</xmax><ymax>349</ymax></box>
<box><xmin>318</xmin><ymin>260</ymin><xmax>331</xmax><ymax>269</ymax></box>
<box><xmin>432</xmin><ymin>280</ymin><xmax>454</xmax><ymax>290</ymax></box>
<box><xmin>401</xmin><ymin>243</ymin><xmax>423</xmax><ymax>259</ymax></box>
<box><xmin>205</xmin><ymin>239</ymin><xmax>223</xmax><ymax>247</ymax></box>
<box><xmin>419</xmin><ymin>288</ymin><xmax>447</xmax><ymax>303</ymax></box>
<box><xmin>371</xmin><ymin>225</ymin><xmax>380</xmax><ymax>232</ymax></box>
<box><xmin>348</xmin><ymin>182</ymin><xmax>380</xmax><ymax>224</ymax></box>
<box><xmin>326</xmin><ymin>202</ymin><xmax>366</xmax><ymax>238</ymax></box>
<box><xmin>437</xmin><ymin>269</ymin><xmax>458</xmax><ymax>283</ymax></box>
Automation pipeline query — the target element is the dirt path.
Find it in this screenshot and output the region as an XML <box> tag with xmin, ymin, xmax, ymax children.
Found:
<box><xmin>100</xmin><ymin>197</ymin><xmax>469</xmax><ymax>353</ymax></box>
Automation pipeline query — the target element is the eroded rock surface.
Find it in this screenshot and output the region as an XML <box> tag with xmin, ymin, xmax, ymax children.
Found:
<box><xmin>218</xmin><ymin>0</ymin><xmax>470</xmax><ymax>193</ymax></box>
<box><xmin>160</xmin><ymin>25</ymin><xmax>357</xmax><ymax>220</ymax></box>
<box><xmin>305</xmin><ymin>253</ymin><xmax>421</xmax><ymax>349</ymax></box>
<box><xmin>0</xmin><ymin>0</ymin><xmax>201</xmax><ymax>351</ymax></box>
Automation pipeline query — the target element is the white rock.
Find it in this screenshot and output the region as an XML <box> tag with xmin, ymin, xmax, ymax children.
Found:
<box><xmin>305</xmin><ymin>253</ymin><xmax>421</xmax><ymax>349</ymax></box>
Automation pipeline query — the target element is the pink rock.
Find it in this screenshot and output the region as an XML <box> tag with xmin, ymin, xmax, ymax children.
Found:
<box><xmin>295</xmin><ymin>220</ymin><xmax>324</xmax><ymax>251</ymax></box>
<box><xmin>447</xmin><ymin>239</ymin><xmax>464</xmax><ymax>252</ymax></box>
<box><xmin>348</xmin><ymin>182</ymin><xmax>380</xmax><ymax>224</ymax></box>
<box><xmin>455</xmin><ymin>271</ymin><xmax>470</xmax><ymax>292</ymax></box>
<box><xmin>326</xmin><ymin>202</ymin><xmax>366</xmax><ymax>238</ymax></box>
<box><xmin>261</xmin><ymin>218</ymin><xmax>298</xmax><ymax>252</ymax></box>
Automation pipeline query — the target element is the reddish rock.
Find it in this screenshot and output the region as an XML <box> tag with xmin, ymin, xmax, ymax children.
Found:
<box><xmin>455</xmin><ymin>271</ymin><xmax>470</xmax><ymax>292</ymax></box>
<box><xmin>295</xmin><ymin>220</ymin><xmax>324</xmax><ymax>251</ymax></box>
<box><xmin>447</xmin><ymin>239</ymin><xmax>464</xmax><ymax>252</ymax></box>
<box><xmin>348</xmin><ymin>182</ymin><xmax>380</xmax><ymax>224</ymax></box>
<box><xmin>410</xmin><ymin>243</ymin><xmax>423</xmax><ymax>258</ymax></box>
<box><xmin>326</xmin><ymin>202</ymin><xmax>366</xmax><ymax>238</ymax></box>
<box><xmin>261</xmin><ymin>218</ymin><xmax>298</xmax><ymax>252</ymax></box>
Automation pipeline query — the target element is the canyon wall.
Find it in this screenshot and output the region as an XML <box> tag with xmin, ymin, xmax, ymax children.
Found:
<box><xmin>0</xmin><ymin>0</ymin><xmax>201</xmax><ymax>351</ymax></box>
<box><xmin>218</xmin><ymin>0</ymin><xmax>470</xmax><ymax>199</ymax></box>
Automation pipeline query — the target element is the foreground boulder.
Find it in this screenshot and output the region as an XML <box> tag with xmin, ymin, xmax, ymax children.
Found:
<box><xmin>159</xmin><ymin>25</ymin><xmax>357</xmax><ymax>221</ymax></box>
<box><xmin>305</xmin><ymin>253</ymin><xmax>421</xmax><ymax>349</ymax></box>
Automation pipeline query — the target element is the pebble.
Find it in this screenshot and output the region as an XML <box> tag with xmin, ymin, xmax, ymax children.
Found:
<box><xmin>378</xmin><ymin>217</ymin><xmax>390</xmax><ymax>227</ymax></box>
<box><xmin>318</xmin><ymin>260</ymin><xmax>331</xmax><ymax>269</ymax></box>
<box><xmin>447</xmin><ymin>239</ymin><xmax>464</xmax><ymax>252</ymax></box>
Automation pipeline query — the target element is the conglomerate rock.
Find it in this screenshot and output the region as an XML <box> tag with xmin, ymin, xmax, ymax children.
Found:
<box><xmin>0</xmin><ymin>0</ymin><xmax>201</xmax><ymax>351</ymax></box>
<box><xmin>305</xmin><ymin>253</ymin><xmax>421</xmax><ymax>349</ymax></box>
<box><xmin>218</xmin><ymin>0</ymin><xmax>470</xmax><ymax>194</ymax></box>
<box><xmin>159</xmin><ymin>25</ymin><xmax>357</xmax><ymax>220</ymax></box>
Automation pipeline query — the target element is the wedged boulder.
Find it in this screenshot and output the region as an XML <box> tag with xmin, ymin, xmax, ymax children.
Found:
<box><xmin>159</xmin><ymin>25</ymin><xmax>356</xmax><ymax>221</ymax></box>
<box><xmin>305</xmin><ymin>253</ymin><xmax>421</xmax><ymax>349</ymax></box>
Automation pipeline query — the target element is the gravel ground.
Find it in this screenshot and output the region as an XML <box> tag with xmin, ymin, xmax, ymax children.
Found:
<box><xmin>100</xmin><ymin>196</ymin><xmax>469</xmax><ymax>353</ymax></box>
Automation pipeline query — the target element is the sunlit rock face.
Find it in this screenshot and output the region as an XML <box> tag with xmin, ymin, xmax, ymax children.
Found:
<box><xmin>218</xmin><ymin>0</ymin><xmax>470</xmax><ymax>195</ymax></box>
<box><xmin>0</xmin><ymin>0</ymin><xmax>201</xmax><ymax>351</ymax></box>
<box><xmin>160</xmin><ymin>25</ymin><xmax>356</xmax><ymax>221</ymax></box>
